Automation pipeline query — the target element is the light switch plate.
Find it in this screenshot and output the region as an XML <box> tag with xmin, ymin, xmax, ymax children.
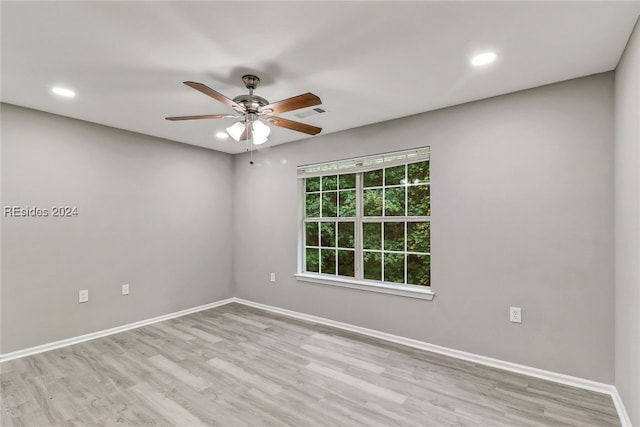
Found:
<box><xmin>79</xmin><ymin>290</ymin><xmax>89</xmax><ymax>303</ymax></box>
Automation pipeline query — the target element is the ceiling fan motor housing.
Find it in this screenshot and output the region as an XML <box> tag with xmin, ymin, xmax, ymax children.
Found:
<box><xmin>234</xmin><ymin>75</ymin><xmax>271</xmax><ymax>114</ymax></box>
<box><xmin>232</xmin><ymin>94</ymin><xmax>269</xmax><ymax>114</ymax></box>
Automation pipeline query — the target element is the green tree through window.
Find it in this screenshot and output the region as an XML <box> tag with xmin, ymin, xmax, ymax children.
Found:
<box><xmin>362</xmin><ymin>160</ymin><xmax>430</xmax><ymax>286</ymax></box>
<box><xmin>304</xmin><ymin>173</ymin><xmax>357</xmax><ymax>278</ymax></box>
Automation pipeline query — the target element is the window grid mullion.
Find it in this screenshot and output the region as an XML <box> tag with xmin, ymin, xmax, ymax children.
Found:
<box><xmin>381</xmin><ymin>222</ymin><xmax>385</xmax><ymax>282</ymax></box>
<box><xmin>336</xmin><ymin>177</ymin><xmax>340</xmax><ymax>217</ymax></box>
<box><xmin>305</xmin><ymin>217</ymin><xmax>355</xmax><ymax>222</ymax></box>
<box><xmin>355</xmin><ymin>173</ymin><xmax>363</xmax><ymax>280</ymax></box>
<box><xmin>381</xmin><ymin>168</ymin><xmax>386</xmax><ymax>282</ymax></box>
<box><xmin>361</xmin><ymin>216</ymin><xmax>430</xmax><ymax>222</ymax></box>
<box><xmin>302</xmin><ymin>189</ymin><xmax>306</xmax><ymax>272</ymax></box>
<box><xmin>334</xmin><ymin>221</ymin><xmax>338</xmax><ymax>277</ymax></box>
<box><xmin>319</xmin><ymin>178</ymin><xmax>323</xmax><ymax>219</ymax></box>
<box><xmin>404</xmin><ymin>165</ymin><xmax>408</xmax><ymax>285</ymax></box>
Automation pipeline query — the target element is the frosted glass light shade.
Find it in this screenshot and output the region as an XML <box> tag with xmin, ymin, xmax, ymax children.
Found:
<box><xmin>226</xmin><ymin>122</ymin><xmax>246</xmax><ymax>141</ymax></box>
<box><xmin>251</xmin><ymin>120</ymin><xmax>270</xmax><ymax>145</ymax></box>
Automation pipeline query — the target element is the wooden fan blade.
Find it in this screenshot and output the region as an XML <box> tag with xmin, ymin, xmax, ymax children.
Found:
<box><xmin>266</xmin><ymin>116</ymin><xmax>322</xmax><ymax>135</ymax></box>
<box><xmin>165</xmin><ymin>114</ymin><xmax>237</xmax><ymax>121</ymax></box>
<box><xmin>183</xmin><ymin>81</ymin><xmax>244</xmax><ymax>112</ymax></box>
<box><xmin>261</xmin><ymin>93</ymin><xmax>321</xmax><ymax>115</ymax></box>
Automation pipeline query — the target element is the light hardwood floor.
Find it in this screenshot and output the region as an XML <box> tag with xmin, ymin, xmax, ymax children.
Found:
<box><xmin>1</xmin><ymin>303</ymin><xmax>620</xmax><ymax>426</ymax></box>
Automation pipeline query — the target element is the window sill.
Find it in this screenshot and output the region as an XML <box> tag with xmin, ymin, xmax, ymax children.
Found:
<box><xmin>294</xmin><ymin>273</ymin><xmax>435</xmax><ymax>300</ymax></box>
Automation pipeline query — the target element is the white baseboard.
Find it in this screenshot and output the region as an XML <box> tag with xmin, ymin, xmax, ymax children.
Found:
<box><xmin>611</xmin><ymin>388</ymin><xmax>633</xmax><ymax>427</ymax></box>
<box><xmin>0</xmin><ymin>298</ymin><xmax>235</xmax><ymax>363</ymax></box>
<box><xmin>232</xmin><ymin>298</ymin><xmax>631</xmax><ymax>427</ymax></box>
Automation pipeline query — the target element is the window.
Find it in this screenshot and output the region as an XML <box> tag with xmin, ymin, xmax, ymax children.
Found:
<box><xmin>296</xmin><ymin>148</ymin><xmax>433</xmax><ymax>300</ymax></box>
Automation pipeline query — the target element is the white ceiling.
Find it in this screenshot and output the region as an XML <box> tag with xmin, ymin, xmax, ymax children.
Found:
<box><xmin>2</xmin><ymin>1</ymin><xmax>639</xmax><ymax>154</ymax></box>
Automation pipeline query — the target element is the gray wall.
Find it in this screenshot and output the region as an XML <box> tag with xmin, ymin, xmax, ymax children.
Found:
<box><xmin>615</xmin><ymin>19</ymin><xmax>640</xmax><ymax>426</ymax></box>
<box><xmin>233</xmin><ymin>73</ymin><xmax>615</xmax><ymax>383</ymax></box>
<box><xmin>0</xmin><ymin>72</ymin><xmax>619</xmax><ymax>388</ymax></box>
<box><xmin>1</xmin><ymin>104</ymin><xmax>234</xmax><ymax>353</ymax></box>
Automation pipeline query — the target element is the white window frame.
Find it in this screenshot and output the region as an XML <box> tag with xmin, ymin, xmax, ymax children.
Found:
<box><xmin>295</xmin><ymin>148</ymin><xmax>434</xmax><ymax>300</ymax></box>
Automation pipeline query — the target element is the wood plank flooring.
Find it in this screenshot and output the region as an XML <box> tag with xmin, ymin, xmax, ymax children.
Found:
<box><xmin>1</xmin><ymin>303</ymin><xmax>620</xmax><ymax>426</ymax></box>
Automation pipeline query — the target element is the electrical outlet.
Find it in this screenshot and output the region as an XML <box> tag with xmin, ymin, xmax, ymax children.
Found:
<box><xmin>122</xmin><ymin>284</ymin><xmax>129</xmax><ymax>295</ymax></box>
<box><xmin>270</xmin><ymin>272</ymin><xmax>276</xmax><ymax>282</ymax></box>
<box><xmin>79</xmin><ymin>290</ymin><xmax>89</xmax><ymax>303</ymax></box>
<box><xmin>510</xmin><ymin>306</ymin><xmax>522</xmax><ymax>323</ymax></box>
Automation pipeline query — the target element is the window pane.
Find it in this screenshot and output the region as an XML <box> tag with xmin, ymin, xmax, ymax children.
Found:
<box><xmin>384</xmin><ymin>253</ymin><xmax>405</xmax><ymax>284</ymax></box>
<box><xmin>385</xmin><ymin>165</ymin><xmax>406</xmax><ymax>186</ymax></box>
<box><xmin>338</xmin><ymin>250</ymin><xmax>355</xmax><ymax>277</ymax></box>
<box><xmin>407</xmin><ymin>184</ymin><xmax>430</xmax><ymax>216</ymax></box>
<box><xmin>320</xmin><ymin>222</ymin><xmax>336</xmax><ymax>247</ymax></box>
<box><xmin>363</xmin><ymin>222</ymin><xmax>382</xmax><ymax>250</ymax></box>
<box><xmin>306</xmin><ymin>248</ymin><xmax>319</xmax><ymax>273</ymax></box>
<box><xmin>306</xmin><ymin>177</ymin><xmax>320</xmax><ymax>192</ymax></box>
<box><xmin>408</xmin><ymin>161</ymin><xmax>429</xmax><ymax>184</ymax></box>
<box><xmin>363</xmin><ymin>188</ymin><xmax>383</xmax><ymax>216</ymax></box>
<box><xmin>338</xmin><ymin>190</ymin><xmax>356</xmax><ymax>217</ymax></box>
<box><xmin>363</xmin><ymin>169</ymin><xmax>383</xmax><ymax>188</ymax></box>
<box><xmin>337</xmin><ymin>222</ymin><xmax>354</xmax><ymax>249</ymax></box>
<box><xmin>322</xmin><ymin>175</ymin><xmax>338</xmax><ymax>191</ymax></box>
<box><xmin>384</xmin><ymin>187</ymin><xmax>406</xmax><ymax>216</ymax></box>
<box><xmin>408</xmin><ymin>254</ymin><xmax>430</xmax><ymax>286</ymax></box>
<box><xmin>322</xmin><ymin>192</ymin><xmax>337</xmax><ymax>217</ymax></box>
<box><xmin>338</xmin><ymin>173</ymin><xmax>356</xmax><ymax>189</ymax></box>
<box><xmin>321</xmin><ymin>249</ymin><xmax>336</xmax><ymax>274</ymax></box>
<box><xmin>305</xmin><ymin>222</ymin><xmax>319</xmax><ymax>247</ymax></box>
<box><xmin>363</xmin><ymin>251</ymin><xmax>382</xmax><ymax>281</ymax></box>
<box><xmin>407</xmin><ymin>222</ymin><xmax>430</xmax><ymax>253</ymax></box>
<box><xmin>306</xmin><ymin>193</ymin><xmax>320</xmax><ymax>218</ymax></box>
<box><xmin>384</xmin><ymin>222</ymin><xmax>405</xmax><ymax>252</ymax></box>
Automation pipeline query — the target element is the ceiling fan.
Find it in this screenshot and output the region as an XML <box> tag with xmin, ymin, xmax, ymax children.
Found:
<box><xmin>166</xmin><ymin>75</ymin><xmax>322</xmax><ymax>146</ymax></box>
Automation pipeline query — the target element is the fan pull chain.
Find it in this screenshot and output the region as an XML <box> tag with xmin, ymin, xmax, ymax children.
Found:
<box><xmin>249</xmin><ymin>124</ymin><xmax>254</xmax><ymax>165</ymax></box>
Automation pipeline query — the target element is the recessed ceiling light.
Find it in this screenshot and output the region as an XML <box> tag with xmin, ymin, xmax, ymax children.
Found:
<box><xmin>471</xmin><ymin>52</ymin><xmax>497</xmax><ymax>67</ymax></box>
<box><xmin>51</xmin><ymin>87</ymin><xmax>76</xmax><ymax>98</ymax></box>
<box><xmin>215</xmin><ymin>132</ymin><xmax>229</xmax><ymax>139</ymax></box>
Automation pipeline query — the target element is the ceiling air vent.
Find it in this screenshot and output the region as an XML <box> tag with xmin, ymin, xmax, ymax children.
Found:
<box><xmin>294</xmin><ymin>107</ymin><xmax>327</xmax><ymax>119</ymax></box>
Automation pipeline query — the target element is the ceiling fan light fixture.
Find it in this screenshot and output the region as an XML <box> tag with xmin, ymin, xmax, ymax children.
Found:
<box><xmin>167</xmin><ymin>75</ymin><xmax>322</xmax><ymax>146</ymax></box>
<box><xmin>251</xmin><ymin>120</ymin><xmax>270</xmax><ymax>145</ymax></box>
<box><xmin>226</xmin><ymin>121</ymin><xmax>246</xmax><ymax>141</ymax></box>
